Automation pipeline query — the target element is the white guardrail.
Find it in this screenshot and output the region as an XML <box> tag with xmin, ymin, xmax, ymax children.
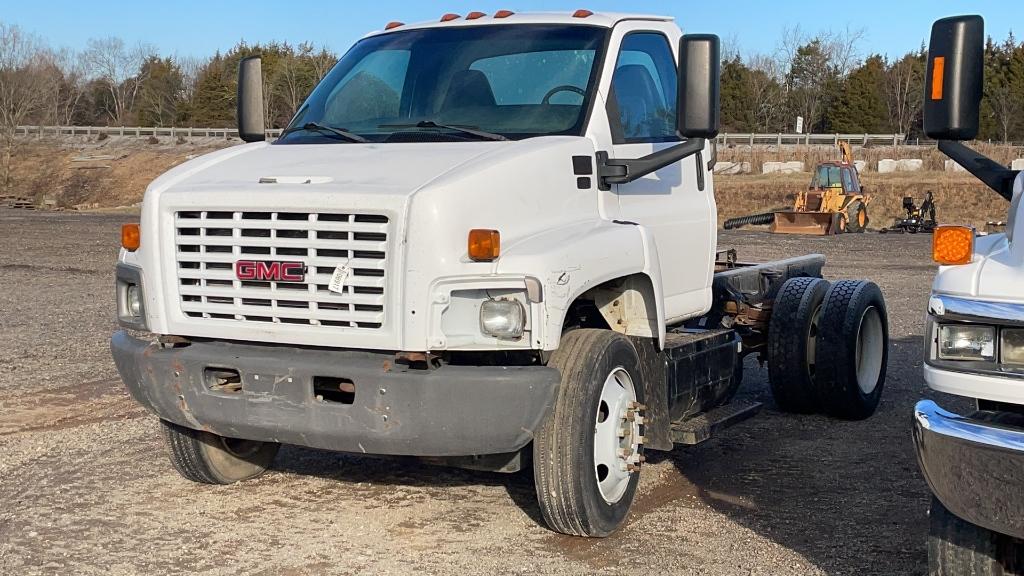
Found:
<box><xmin>15</xmin><ymin>125</ymin><xmax>905</xmax><ymax>145</ymax></box>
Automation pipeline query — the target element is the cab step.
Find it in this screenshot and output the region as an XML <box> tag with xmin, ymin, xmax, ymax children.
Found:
<box><xmin>670</xmin><ymin>399</ymin><xmax>762</xmax><ymax>445</ymax></box>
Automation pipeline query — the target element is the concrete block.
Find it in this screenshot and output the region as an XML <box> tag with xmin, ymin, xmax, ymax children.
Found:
<box><xmin>762</xmin><ymin>161</ymin><xmax>804</xmax><ymax>174</ymax></box>
<box><xmin>877</xmin><ymin>159</ymin><xmax>898</xmax><ymax>173</ymax></box>
<box><xmin>945</xmin><ymin>159</ymin><xmax>968</xmax><ymax>172</ymax></box>
<box><xmin>1012</xmin><ymin>158</ymin><xmax>1024</xmax><ymax>171</ymax></box>
<box><xmin>714</xmin><ymin>161</ymin><xmax>751</xmax><ymax>175</ymax></box>
<box><xmin>897</xmin><ymin>159</ymin><xmax>923</xmax><ymax>172</ymax></box>
<box><xmin>854</xmin><ymin>160</ymin><xmax>867</xmax><ymax>173</ymax></box>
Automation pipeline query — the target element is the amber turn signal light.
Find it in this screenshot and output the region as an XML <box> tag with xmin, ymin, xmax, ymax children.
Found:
<box><xmin>933</xmin><ymin>225</ymin><xmax>974</xmax><ymax>265</ymax></box>
<box><xmin>122</xmin><ymin>223</ymin><xmax>141</xmax><ymax>251</ymax></box>
<box><xmin>468</xmin><ymin>229</ymin><xmax>500</xmax><ymax>262</ymax></box>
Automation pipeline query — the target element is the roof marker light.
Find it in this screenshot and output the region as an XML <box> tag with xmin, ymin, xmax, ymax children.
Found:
<box><xmin>494</xmin><ymin>10</ymin><xmax>515</xmax><ymax>18</ymax></box>
<box><xmin>466</xmin><ymin>11</ymin><xmax>487</xmax><ymax>20</ymax></box>
<box><xmin>440</xmin><ymin>13</ymin><xmax>461</xmax><ymax>22</ymax></box>
<box><xmin>572</xmin><ymin>9</ymin><xmax>594</xmax><ymax>18</ymax></box>
<box><xmin>384</xmin><ymin>21</ymin><xmax>404</xmax><ymax>30</ymax></box>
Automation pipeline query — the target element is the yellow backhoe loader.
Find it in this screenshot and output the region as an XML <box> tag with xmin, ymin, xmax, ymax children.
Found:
<box><xmin>724</xmin><ymin>142</ymin><xmax>872</xmax><ymax>235</ymax></box>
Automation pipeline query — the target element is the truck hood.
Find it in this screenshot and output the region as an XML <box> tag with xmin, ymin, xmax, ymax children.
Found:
<box><xmin>146</xmin><ymin>141</ymin><xmax>505</xmax><ymax>198</ymax></box>
<box><xmin>932</xmin><ymin>173</ymin><xmax>1024</xmax><ymax>302</ymax></box>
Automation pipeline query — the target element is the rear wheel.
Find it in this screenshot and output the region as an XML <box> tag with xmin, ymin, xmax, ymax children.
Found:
<box><xmin>928</xmin><ymin>496</ymin><xmax>1024</xmax><ymax>575</ymax></box>
<box><xmin>533</xmin><ymin>329</ymin><xmax>645</xmax><ymax>537</ymax></box>
<box><xmin>813</xmin><ymin>280</ymin><xmax>888</xmax><ymax>420</ymax></box>
<box><xmin>768</xmin><ymin>277</ymin><xmax>830</xmax><ymax>413</ymax></box>
<box><xmin>161</xmin><ymin>420</ymin><xmax>280</xmax><ymax>484</ymax></box>
<box><xmin>846</xmin><ymin>201</ymin><xmax>868</xmax><ymax>233</ymax></box>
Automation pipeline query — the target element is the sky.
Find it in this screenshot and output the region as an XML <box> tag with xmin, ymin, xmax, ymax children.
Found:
<box><xmin>2</xmin><ymin>0</ymin><xmax>1021</xmax><ymax>61</ymax></box>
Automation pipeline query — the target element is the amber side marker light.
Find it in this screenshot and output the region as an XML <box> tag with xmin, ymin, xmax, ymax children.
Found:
<box><xmin>933</xmin><ymin>225</ymin><xmax>974</xmax><ymax>265</ymax></box>
<box><xmin>122</xmin><ymin>223</ymin><xmax>141</xmax><ymax>251</ymax></box>
<box><xmin>468</xmin><ymin>229</ymin><xmax>500</xmax><ymax>262</ymax></box>
<box><xmin>930</xmin><ymin>56</ymin><xmax>945</xmax><ymax>101</ymax></box>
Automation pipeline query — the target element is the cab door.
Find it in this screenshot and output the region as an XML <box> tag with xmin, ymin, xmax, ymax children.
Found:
<box><xmin>604</xmin><ymin>27</ymin><xmax>715</xmax><ymax>321</ymax></box>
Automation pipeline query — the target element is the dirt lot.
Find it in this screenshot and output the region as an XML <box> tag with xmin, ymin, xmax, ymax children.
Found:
<box><xmin>0</xmin><ymin>209</ymin><xmax>971</xmax><ymax>575</ymax></box>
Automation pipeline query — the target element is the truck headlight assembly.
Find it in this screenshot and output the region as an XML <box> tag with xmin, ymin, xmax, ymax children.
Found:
<box><xmin>1001</xmin><ymin>329</ymin><xmax>1024</xmax><ymax>366</ymax></box>
<box><xmin>480</xmin><ymin>298</ymin><xmax>525</xmax><ymax>339</ymax></box>
<box><xmin>126</xmin><ymin>284</ymin><xmax>143</xmax><ymax>317</ymax></box>
<box><xmin>938</xmin><ymin>324</ymin><xmax>995</xmax><ymax>361</ymax></box>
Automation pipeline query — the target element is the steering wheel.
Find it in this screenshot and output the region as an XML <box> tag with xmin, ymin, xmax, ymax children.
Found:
<box><xmin>542</xmin><ymin>85</ymin><xmax>586</xmax><ymax>104</ymax></box>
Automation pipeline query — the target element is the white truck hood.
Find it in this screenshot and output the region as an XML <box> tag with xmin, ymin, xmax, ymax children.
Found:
<box><xmin>933</xmin><ymin>173</ymin><xmax>1024</xmax><ymax>301</ymax></box>
<box><xmin>146</xmin><ymin>141</ymin><xmax>504</xmax><ymax>198</ymax></box>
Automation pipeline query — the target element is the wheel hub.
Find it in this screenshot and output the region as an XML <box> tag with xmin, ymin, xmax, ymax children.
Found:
<box><xmin>593</xmin><ymin>367</ymin><xmax>645</xmax><ymax>504</ymax></box>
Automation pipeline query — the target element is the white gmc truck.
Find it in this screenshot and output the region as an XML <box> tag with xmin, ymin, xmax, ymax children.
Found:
<box><xmin>914</xmin><ymin>15</ymin><xmax>1024</xmax><ymax>573</ymax></box>
<box><xmin>112</xmin><ymin>11</ymin><xmax>889</xmax><ymax>537</ymax></box>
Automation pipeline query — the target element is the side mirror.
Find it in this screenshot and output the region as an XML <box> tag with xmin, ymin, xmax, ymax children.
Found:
<box><xmin>237</xmin><ymin>56</ymin><xmax>265</xmax><ymax>143</ymax></box>
<box><xmin>677</xmin><ymin>34</ymin><xmax>721</xmax><ymax>139</ymax></box>
<box><xmin>924</xmin><ymin>15</ymin><xmax>984</xmax><ymax>141</ymax></box>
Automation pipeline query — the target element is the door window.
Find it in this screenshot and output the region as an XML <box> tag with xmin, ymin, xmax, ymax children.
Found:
<box><xmin>608</xmin><ymin>33</ymin><xmax>678</xmax><ymax>143</ymax></box>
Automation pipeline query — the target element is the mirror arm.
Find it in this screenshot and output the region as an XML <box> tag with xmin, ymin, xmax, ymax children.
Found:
<box><xmin>597</xmin><ymin>137</ymin><xmax>706</xmax><ymax>189</ymax></box>
<box><xmin>940</xmin><ymin>140</ymin><xmax>1018</xmax><ymax>201</ymax></box>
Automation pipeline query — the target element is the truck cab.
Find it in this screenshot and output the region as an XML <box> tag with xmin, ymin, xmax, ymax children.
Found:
<box><xmin>112</xmin><ymin>10</ymin><xmax>889</xmax><ymax>538</ymax></box>
<box><xmin>913</xmin><ymin>15</ymin><xmax>1024</xmax><ymax>573</ymax></box>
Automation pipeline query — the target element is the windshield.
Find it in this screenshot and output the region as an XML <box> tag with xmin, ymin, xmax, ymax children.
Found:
<box><xmin>277</xmin><ymin>25</ymin><xmax>607</xmax><ymax>144</ymax></box>
<box><xmin>811</xmin><ymin>165</ymin><xmax>843</xmax><ymax>189</ymax></box>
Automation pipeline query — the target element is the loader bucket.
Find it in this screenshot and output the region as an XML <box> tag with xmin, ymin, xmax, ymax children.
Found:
<box><xmin>770</xmin><ymin>211</ymin><xmax>838</xmax><ymax>235</ymax></box>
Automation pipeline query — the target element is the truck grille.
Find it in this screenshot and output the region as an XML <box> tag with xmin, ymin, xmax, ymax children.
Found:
<box><xmin>173</xmin><ymin>211</ymin><xmax>389</xmax><ymax>329</ymax></box>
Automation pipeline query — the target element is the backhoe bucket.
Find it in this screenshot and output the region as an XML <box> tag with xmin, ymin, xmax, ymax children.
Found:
<box><xmin>770</xmin><ymin>211</ymin><xmax>837</xmax><ymax>235</ymax></box>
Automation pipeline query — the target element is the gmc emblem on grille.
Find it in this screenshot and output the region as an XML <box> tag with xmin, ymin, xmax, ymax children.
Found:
<box><xmin>235</xmin><ymin>260</ymin><xmax>306</xmax><ymax>282</ymax></box>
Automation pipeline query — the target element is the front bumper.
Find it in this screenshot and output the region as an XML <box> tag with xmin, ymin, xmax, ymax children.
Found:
<box><xmin>111</xmin><ymin>331</ymin><xmax>560</xmax><ymax>457</ymax></box>
<box><xmin>913</xmin><ymin>400</ymin><xmax>1024</xmax><ymax>540</ymax></box>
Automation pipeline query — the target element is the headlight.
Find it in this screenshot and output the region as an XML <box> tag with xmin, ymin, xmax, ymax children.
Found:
<box><xmin>938</xmin><ymin>324</ymin><xmax>995</xmax><ymax>361</ymax></box>
<box><xmin>126</xmin><ymin>284</ymin><xmax>143</xmax><ymax>317</ymax></box>
<box><xmin>480</xmin><ymin>298</ymin><xmax>525</xmax><ymax>340</ymax></box>
<box><xmin>1002</xmin><ymin>329</ymin><xmax>1024</xmax><ymax>365</ymax></box>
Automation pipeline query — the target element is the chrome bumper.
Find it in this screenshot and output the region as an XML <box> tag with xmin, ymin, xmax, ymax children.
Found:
<box><xmin>913</xmin><ymin>400</ymin><xmax>1024</xmax><ymax>540</ymax></box>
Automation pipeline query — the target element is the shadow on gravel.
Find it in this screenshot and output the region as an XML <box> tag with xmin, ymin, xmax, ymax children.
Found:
<box><xmin>269</xmin><ymin>443</ymin><xmax>545</xmax><ymax>524</ymax></box>
<box><xmin>642</xmin><ymin>335</ymin><xmax>933</xmax><ymax>576</ymax></box>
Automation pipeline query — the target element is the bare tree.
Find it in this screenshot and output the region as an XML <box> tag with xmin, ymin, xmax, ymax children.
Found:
<box><xmin>885</xmin><ymin>53</ymin><xmax>923</xmax><ymax>137</ymax></box>
<box><xmin>0</xmin><ymin>23</ymin><xmax>50</xmax><ymax>194</ymax></box>
<box><xmin>778</xmin><ymin>26</ymin><xmax>865</xmax><ymax>132</ymax></box>
<box><xmin>747</xmin><ymin>54</ymin><xmax>786</xmax><ymax>132</ymax></box>
<box><xmin>82</xmin><ymin>36</ymin><xmax>154</xmax><ymax>124</ymax></box>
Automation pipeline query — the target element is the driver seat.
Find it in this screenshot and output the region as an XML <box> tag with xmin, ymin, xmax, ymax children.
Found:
<box><xmin>443</xmin><ymin>70</ymin><xmax>496</xmax><ymax>110</ymax></box>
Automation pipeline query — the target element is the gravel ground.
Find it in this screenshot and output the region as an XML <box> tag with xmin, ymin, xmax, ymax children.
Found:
<box><xmin>0</xmin><ymin>209</ymin><xmax>967</xmax><ymax>575</ymax></box>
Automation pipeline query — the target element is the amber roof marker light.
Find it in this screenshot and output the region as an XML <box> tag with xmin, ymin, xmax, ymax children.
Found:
<box><xmin>572</xmin><ymin>9</ymin><xmax>594</xmax><ymax>18</ymax></box>
<box><xmin>494</xmin><ymin>9</ymin><xmax>515</xmax><ymax>18</ymax></box>
<box><xmin>440</xmin><ymin>13</ymin><xmax>461</xmax><ymax>22</ymax></box>
<box><xmin>466</xmin><ymin>11</ymin><xmax>487</xmax><ymax>20</ymax></box>
<box><xmin>384</xmin><ymin>21</ymin><xmax>405</xmax><ymax>30</ymax></box>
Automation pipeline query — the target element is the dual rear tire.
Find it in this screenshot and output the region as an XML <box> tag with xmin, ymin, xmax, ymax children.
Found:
<box><xmin>768</xmin><ymin>277</ymin><xmax>887</xmax><ymax>419</ymax></box>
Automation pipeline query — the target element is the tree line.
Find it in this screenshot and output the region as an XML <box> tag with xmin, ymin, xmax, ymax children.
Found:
<box><xmin>3</xmin><ymin>20</ymin><xmax>1024</xmax><ymax>142</ymax></box>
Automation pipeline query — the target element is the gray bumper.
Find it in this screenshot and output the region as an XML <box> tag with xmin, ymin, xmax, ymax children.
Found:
<box><xmin>913</xmin><ymin>400</ymin><xmax>1024</xmax><ymax>540</ymax></box>
<box><xmin>111</xmin><ymin>331</ymin><xmax>560</xmax><ymax>457</ymax></box>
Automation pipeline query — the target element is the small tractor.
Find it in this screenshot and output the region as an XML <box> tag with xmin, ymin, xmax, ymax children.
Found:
<box><xmin>879</xmin><ymin>191</ymin><xmax>938</xmax><ymax>234</ymax></box>
<box><xmin>724</xmin><ymin>142</ymin><xmax>872</xmax><ymax>235</ymax></box>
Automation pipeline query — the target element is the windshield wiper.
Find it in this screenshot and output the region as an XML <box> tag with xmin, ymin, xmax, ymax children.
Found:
<box><xmin>281</xmin><ymin>122</ymin><xmax>368</xmax><ymax>143</ymax></box>
<box><xmin>379</xmin><ymin>120</ymin><xmax>508</xmax><ymax>141</ymax></box>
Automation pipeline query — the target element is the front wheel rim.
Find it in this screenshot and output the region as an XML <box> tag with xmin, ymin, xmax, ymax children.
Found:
<box><xmin>593</xmin><ymin>367</ymin><xmax>641</xmax><ymax>504</ymax></box>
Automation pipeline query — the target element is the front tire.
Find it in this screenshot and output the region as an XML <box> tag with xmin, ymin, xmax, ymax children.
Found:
<box><xmin>928</xmin><ymin>497</ymin><xmax>1024</xmax><ymax>575</ymax></box>
<box><xmin>161</xmin><ymin>420</ymin><xmax>280</xmax><ymax>484</ymax></box>
<box><xmin>533</xmin><ymin>329</ymin><xmax>645</xmax><ymax>537</ymax></box>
